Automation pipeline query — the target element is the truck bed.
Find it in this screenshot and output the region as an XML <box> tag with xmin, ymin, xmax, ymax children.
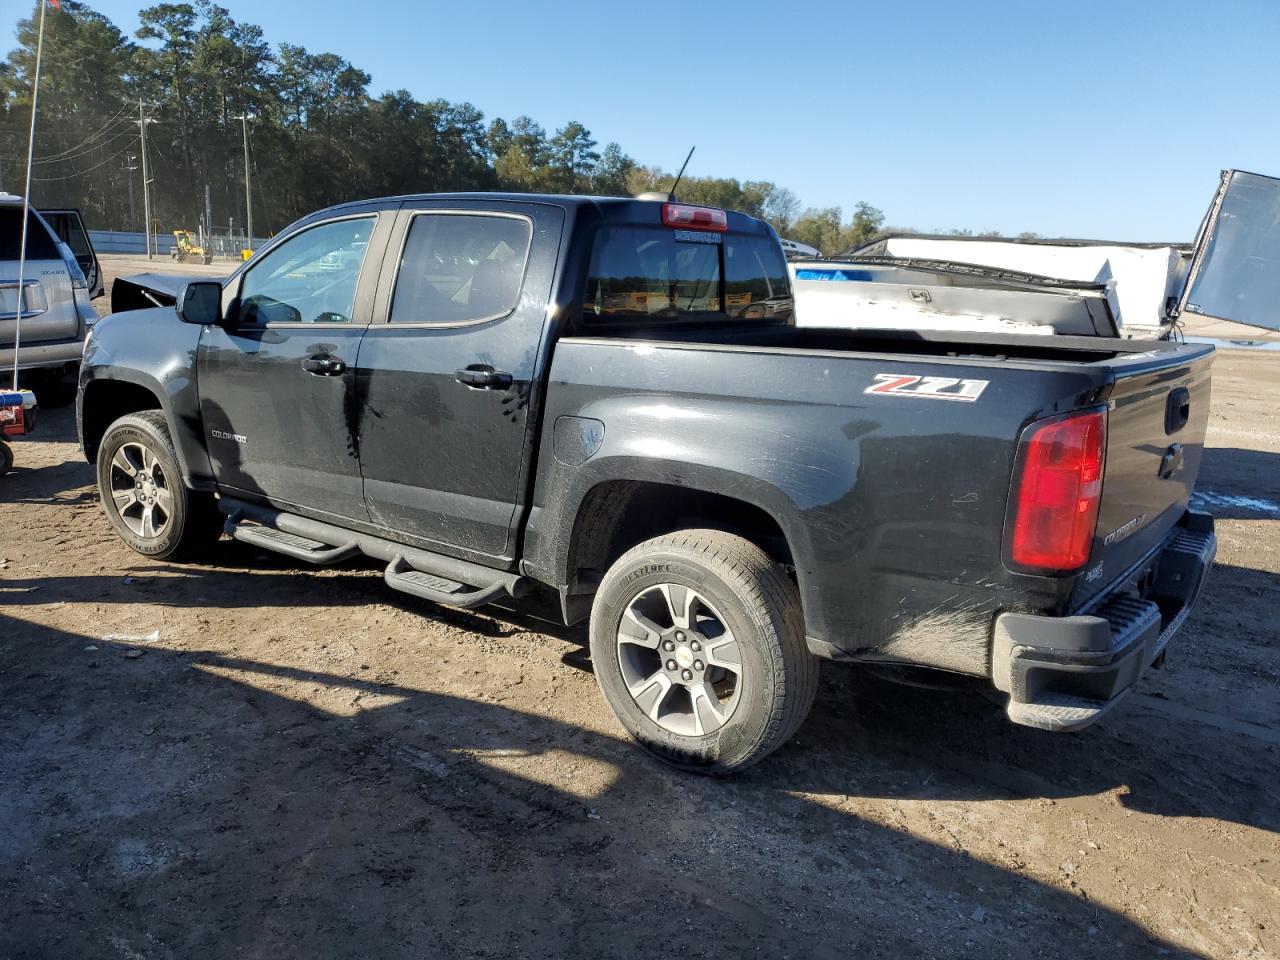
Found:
<box><xmin>529</xmin><ymin>324</ymin><xmax>1213</xmax><ymax>674</ymax></box>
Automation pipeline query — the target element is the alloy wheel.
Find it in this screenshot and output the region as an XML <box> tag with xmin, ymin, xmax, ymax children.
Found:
<box><xmin>615</xmin><ymin>583</ymin><xmax>743</xmax><ymax>737</ymax></box>
<box><xmin>108</xmin><ymin>441</ymin><xmax>174</xmax><ymax>539</ymax></box>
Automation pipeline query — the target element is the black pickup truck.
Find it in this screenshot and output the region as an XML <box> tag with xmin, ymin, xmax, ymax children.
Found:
<box><xmin>78</xmin><ymin>193</ymin><xmax>1216</xmax><ymax>772</ymax></box>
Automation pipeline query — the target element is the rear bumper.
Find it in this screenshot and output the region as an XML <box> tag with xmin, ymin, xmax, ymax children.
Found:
<box><xmin>0</xmin><ymin>336</ymin><xmax>84</xmax><ymax>373</ymax></box>
<box><xmin>992</xmin><ymin>509</ymin><xmax>1215</xmax><ymax>732</ymax></box>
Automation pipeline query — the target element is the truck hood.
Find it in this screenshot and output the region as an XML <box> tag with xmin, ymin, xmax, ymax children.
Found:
<box><xmin>111</xmin><ymin>272</ymin><xmax>225</xmax><ymax>313</ymax></box>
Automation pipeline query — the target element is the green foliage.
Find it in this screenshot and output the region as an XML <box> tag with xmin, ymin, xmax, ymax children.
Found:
<box><xmin>0</xmin><ymin>0</ymin><xmax>885</xmax><ymax>244</ymax></box>
<box><xmin>789</xmin><ymin>202</ymin><xmax>885</xmax><ymax>255</ymax></box>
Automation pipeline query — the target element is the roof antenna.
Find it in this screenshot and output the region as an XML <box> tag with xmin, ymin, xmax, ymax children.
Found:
<box><xmin>668</xmin><ymin>146</ymin><xmax>695</xmax><ymax>201</ymax></box>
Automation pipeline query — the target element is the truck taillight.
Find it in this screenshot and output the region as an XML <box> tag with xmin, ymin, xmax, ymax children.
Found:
<box><xmin>1007</xmin><ymin>409</ymin><xmax>1106</xmax><ymax>573</ymax></box>
<box><xmin>662</xmin><ymin>203</ymin><xmax>727</xmax><ymax>232</ymax></box>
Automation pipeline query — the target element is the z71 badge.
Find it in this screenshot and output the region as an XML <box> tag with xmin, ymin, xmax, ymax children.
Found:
<box><xmin>864</xmin><ymin>374</ymin><xmax>990</xmax><ymax>402</ymax></box>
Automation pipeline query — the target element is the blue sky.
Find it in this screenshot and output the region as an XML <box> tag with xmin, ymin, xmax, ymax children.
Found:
<box><xmin>7</xmin><ymin>0</ymin><xmax>1279</xmax><ymax>240</ymax></box>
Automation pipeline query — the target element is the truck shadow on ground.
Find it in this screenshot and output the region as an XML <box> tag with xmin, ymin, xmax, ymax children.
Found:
<box><xmin>2</xmin><ymin>548</ymin><xmax>1275</xmax><ymax>844</ymax></box>
<box><xmin>0</xmin><ymin>613</ymin><xmax>1212</xmax><ymax>960</ymax></box>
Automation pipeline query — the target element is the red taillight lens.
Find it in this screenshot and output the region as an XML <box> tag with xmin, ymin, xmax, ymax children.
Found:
<box><xmin>1007</xmin><ymin>410</ymin><xmax>1107</xmax><ymax>572</ymax></box>
<box><xmin>661</xmin><ymin>202</ymin><xmax>728</xmax><ymax>232</ymax></box>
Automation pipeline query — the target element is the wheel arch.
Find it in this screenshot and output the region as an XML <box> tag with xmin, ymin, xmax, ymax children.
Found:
<box><xmin>78</xmin><ymin>369</ymin><xmax>218</xmax><ymax>494</ymax></box>
<box><xmin>80</xmin><ymin>374</ymin><xmax>166</xmax><ymax>466</ymax></box>
<box><xmin>546</xmin><ymin>467</ymin><xmax>816</xmax><ymax>627</ymax></box>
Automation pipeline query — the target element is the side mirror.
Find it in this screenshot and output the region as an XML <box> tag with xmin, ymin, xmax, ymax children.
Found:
<box><xmin>176</xmin><ymin>280</ymin><xmax>224</xmax><ymax>326</ymax></box>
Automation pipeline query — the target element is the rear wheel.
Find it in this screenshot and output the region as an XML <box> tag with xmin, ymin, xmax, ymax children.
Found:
<box><xmin>96</xmin><ymin>411</ymin><xmax>222</xmax><ymax>560</ymax></box>
<box><xmin>0</xmin><ymin>441</ymin><xmax>12</xmax><ymax>476</ymax></box>
<box><xmin>589</xmin><ymin>529</ymin><xmax>817</xmax><ymax>774</ymax></box>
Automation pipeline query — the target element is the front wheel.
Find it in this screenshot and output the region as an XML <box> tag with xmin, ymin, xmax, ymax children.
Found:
<box><xmin>96</xmin><ymin>411</ymin><xmax>223</xmax><ymax>560</ymax></box>
<box><xmin>588</xmin><ymin>529</ymin><xmax>818</xmax><ymax>774</ymax></box>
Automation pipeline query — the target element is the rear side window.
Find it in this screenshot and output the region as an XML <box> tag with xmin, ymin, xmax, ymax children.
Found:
<box><xmin>42</xmin><ymin>211</ymin><xmax>93</xmax><ymax>260</ymax></box>
<box><xmin>584</xmin><ymin>226</ymin><xmax>792</xmax><ymax>322</ymax></box>
<box><xmin>0</xmin><ymin>207</ymin><xmax>61</xmax><ymax>261</ymax></box>
<box><xmin>390</xmin><ymin>214</ymin><xmax>532</xmax><ymax>325</ymax></box>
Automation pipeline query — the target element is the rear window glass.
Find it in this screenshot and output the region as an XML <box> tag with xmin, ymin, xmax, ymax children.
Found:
<box><xmin>0</xmin><ymin>208</ymin><xmax>61</xmax><ymax>261</ymax></box>
<box><xmin>584</xmin><ymin>227</ymin><xmax>792</xmax><ymax>322</ymax></box>
<box><xmin>43</xmin><ymin>211</ymin><xmax>93</xmax><ymax>260</ymax></box>
<box><xmin>390</xmin><ymin>214</ymin><xmax>532</xmax><ymax>325</ymax></box>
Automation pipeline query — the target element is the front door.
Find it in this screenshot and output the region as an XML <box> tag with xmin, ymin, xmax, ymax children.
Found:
<box><xmin>355</xmin><ymin>201</ymin><xmax>564</xmax><ymax>561</ymax></box>
<box><xmin>197</xmin><ymin>210</ymin><xmax>390</xmax><ymax>522</ymax></box>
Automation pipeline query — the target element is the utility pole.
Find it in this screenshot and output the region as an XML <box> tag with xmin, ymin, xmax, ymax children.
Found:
<box><xmin>203</xmin><ymin>182</ymin><xmax>213</xmax><ymax>250</ymax></box>
<box><xmin>138</xmin><ymin>98</ymin><xmax>154</xmax><ymax>259</ymax></box>
<box><xmin>122</xmin><ymin>153</ymin><xmax>138</xmax><ymax>229</ymax></box>
<box><xmin>239</xmin><ymin>114</ymin><xmax>253</xmax><ymax>251</ymax></box>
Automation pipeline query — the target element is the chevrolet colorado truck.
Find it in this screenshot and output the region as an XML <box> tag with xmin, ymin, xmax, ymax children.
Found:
<box><xmin>78</xmin><ymin>193</ymin><xmax>1217</xmax><ymax>772</ymax></box>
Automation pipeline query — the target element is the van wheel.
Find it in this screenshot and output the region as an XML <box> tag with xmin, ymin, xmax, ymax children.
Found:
<box><xmin>589</xmin><ymin>529</ymin><xmax>817</xmax><ymax>774</ymax></box>
<box><xmin>0</xmin><ymin>441</ymin><xmax>12</xmax><ymax>476</ymax></box>
<box><xmin>96</xmin><ymin>411</ymin><xmax>222</xmax><ymax>560</ymax></box>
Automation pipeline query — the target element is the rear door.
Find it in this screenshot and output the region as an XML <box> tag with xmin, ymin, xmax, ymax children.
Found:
<box><xmin>1177</xmin><ymin>169</ymin><xmax>1280</xmax><ymax>331</ymax></box>
<box><xmin>0</xmin><ymin>205</ymin><xmax>80</xmax><ymax>347</ymax></box>
<box><xmin>355</xmin><ymin>199</ymin><xmax>564</xmax><ymax>562</ymax></box>
<box><xmin>40</xmin><ymin>209</ymin><xmax>103</xmax><ymax>299</ymax></box>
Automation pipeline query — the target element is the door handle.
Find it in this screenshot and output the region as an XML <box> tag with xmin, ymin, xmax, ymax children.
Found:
<box><xmin>302</xmin><ymin>353</ymin><xmax>345</xmax><ymax>376</ymax></box>
<box><xmin>455</xmin><ymin>365</ymin><xmax>513</xmax><ymax>389</ymax></box>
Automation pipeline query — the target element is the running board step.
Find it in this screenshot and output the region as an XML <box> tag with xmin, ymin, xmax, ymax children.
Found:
<box><xmin>216</xmin><ymin>497</ymin><xmax>528</xmax><ymax>609</ymax></box>
<box><xmin>1006</xmin><ymin>692</ymin><xmax>1119</xmax><ymax>733</ymax></box>
<box><xmin>384</xmin><ymin>555</ymin><xmax>513</xmax><ymax>609</ymax></box>
<box><xmin>225</xmin><ymin>515</ymin><xmax>359</xmax><ymax>564</ymax></box>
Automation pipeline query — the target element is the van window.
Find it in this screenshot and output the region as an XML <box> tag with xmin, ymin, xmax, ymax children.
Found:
<box><xmin>0</xmin><ymin>208</ymin><xmax>61</xmax><ymax>261</ymax></box>
<box><xmin>584</xmin><ymin>227</ymin><xmax>792</xmax><ymax>322</ymax></box>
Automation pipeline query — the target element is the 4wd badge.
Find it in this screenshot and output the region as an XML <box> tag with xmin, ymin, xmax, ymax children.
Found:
<box><xmin>865</xmin><ymin>374</ymin><xmax>990</xmax><ymax>402</ymax></box>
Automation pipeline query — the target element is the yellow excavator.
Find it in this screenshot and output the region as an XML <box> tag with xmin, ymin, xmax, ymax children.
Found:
<box><xmin>171</xmin><ymin>229</ymin><xmax>213</xmax><ymax>265</ymax></box>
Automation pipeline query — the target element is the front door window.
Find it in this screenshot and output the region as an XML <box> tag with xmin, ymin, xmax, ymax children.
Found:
<box><xmin>238</xmin><ymin>216</ymin><xmax>375</xmax><ymax>325</ymax></box>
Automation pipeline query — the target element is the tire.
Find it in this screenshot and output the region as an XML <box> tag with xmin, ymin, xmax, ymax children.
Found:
<box><xmin>588</xmin><ymin>529</ymin><xmax>818</xmax><ymax>774</ymax></box>
<box><xmin>0</xmin><ymin>441</ymin><xmax>12</xmax><ymax>477</ymax></box>
<box><xmin>96</xmin><ymin>411</ymin><xmax>223</xmax><ymax>560</ymax></box>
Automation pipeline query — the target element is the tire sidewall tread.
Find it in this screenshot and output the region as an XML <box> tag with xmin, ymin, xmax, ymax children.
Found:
<box><xmin>96</xmin><ymin>411</ymin><xmax>220</xmax><ymax>561</ymax></box>
<box><xmin>589</xmin><ymin>529</ymin><xmax>817</xmax><ymax>774</ymax></box>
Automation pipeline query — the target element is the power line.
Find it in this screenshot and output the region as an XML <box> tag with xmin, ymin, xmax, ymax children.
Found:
<box><xmin>32</xmin><ymin>121</ymin><xmax>137</xmax><ymax>165</ymax></box>
<box><xmin>31</xmin><ymin>137</ymin><xmax>141</xmax><ymax>182</ymax></box>
<box><xmin>31</xmin><ymin>103</ymin><xmax>134</xmax><ymax>161</ymax></box>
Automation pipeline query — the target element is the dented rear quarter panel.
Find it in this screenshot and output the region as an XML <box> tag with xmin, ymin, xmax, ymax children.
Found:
<box><xmin>525</xmin><ymin>337</ymin><xmax>1115</xmax><ymax>675</ymax></box>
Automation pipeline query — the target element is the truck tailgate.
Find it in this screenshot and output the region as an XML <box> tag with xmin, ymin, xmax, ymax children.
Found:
<box><xmin>1076</xmin><ymin>343</ymin><xmax>1214</xmax><ymax>605</ymax></box>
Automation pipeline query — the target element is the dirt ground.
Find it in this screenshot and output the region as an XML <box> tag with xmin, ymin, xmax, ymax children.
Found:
<box><xmin>1</xmin><ymin>265</ymin><xmax>1277</xmax><ymax>959</ymax></box>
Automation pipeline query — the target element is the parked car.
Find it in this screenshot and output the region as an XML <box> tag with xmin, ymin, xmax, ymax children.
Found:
<box><xmin>78</xmin><ymin>193</ymin><xmax>1215</xmax><ymax>772</ymax></box>
<box><xmin>0</xmin><ymin>194</ymin><xmax>102</xmax><ymax>400</ymax></box>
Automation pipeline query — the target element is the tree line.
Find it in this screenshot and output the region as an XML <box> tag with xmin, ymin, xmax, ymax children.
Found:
<box><xmin>0</xmin><ymin>0</ymin><xmax>885</xmax><ymax>253</ymax></box>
